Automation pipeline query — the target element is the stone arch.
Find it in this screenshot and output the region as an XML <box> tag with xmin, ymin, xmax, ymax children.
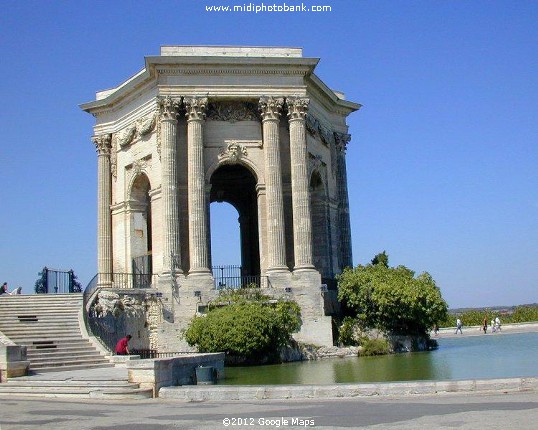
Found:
<box><xmin>310</xmin><ymin>169</ymin><xmax>332</xmax><ymax>279</ymax></box>
<box><xmin>128</xmin><ymin>173</ymin><xmax>153</xmax><ymax>277</ymax></box>
<box><xmin>209</xmin><ymin>163</ymin><xmax>260</xmax><ymax>280</ymax></box>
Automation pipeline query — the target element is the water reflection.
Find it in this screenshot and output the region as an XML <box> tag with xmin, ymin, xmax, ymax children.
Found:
<box><xmin>223</xmin><ymin>332</ymin><xmax>537</xmax><ymax>385</ymax></box>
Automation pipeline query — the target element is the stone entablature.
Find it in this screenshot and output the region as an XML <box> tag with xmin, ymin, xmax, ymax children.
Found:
<box><xmin>82</xmin><ymin>46</ymin><xmax>360</xmax><ymax>348</ymax></box>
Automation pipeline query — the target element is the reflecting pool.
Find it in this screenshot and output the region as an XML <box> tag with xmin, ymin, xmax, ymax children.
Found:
<box><xmin>222</xmin><ymin>332</ymin><xmax>538</xmax><ymax>385</ymax></box>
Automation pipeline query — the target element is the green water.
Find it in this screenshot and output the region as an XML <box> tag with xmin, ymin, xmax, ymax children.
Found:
<box><xmin>222</xmin><ymin>332</ymin><xmax>538</xmax><ymax>385</ymax></box>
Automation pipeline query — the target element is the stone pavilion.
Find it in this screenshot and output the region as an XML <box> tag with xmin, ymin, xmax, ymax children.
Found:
<box><xmin>81</xmin><ymin>46</ymin><xmax>360</xmax><ymax>348</ymax></box>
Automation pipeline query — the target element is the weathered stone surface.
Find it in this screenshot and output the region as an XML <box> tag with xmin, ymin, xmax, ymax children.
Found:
<box><xmin>81</xmin><ymin>46</ymin><xmax>360</xmax><ymax>348</ymax></box>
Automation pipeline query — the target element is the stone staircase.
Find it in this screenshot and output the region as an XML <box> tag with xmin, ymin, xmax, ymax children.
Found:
<box><xmin>0</xmin><ymin>294</ymin><xmax>112</xmax><ymax>372</ymax></box>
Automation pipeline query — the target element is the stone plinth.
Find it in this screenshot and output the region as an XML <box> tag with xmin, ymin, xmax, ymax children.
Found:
<box><xmin>127</xmin><ymin>352</ymin><xmax>225</xmax><ymax>397</ymax></box>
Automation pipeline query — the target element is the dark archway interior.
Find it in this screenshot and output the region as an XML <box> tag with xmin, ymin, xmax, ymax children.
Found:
<box><xmin>210</xmin><ymin>164</ymin><xmax>260</xmax><ymax>277</ymax></box>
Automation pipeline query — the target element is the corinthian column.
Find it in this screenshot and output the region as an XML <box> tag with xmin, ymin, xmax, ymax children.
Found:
<box><xmin>158</xmin><ymin>96</ymin><xmax>182</xmax><ymax>274</ymax></box>
<box><xmin>185</xmin><ymin>96</ymin><xmax>210</xmax><ymax>275</ymax></box>
<box><xmin>335</xmin><ymin>132</ymin><xmax>353</xmax><ymax>270</ymax></box>
<box><xmin>93</xmin><ymin>133</ymin><xmax>113</xmax><ymax>286</ymax></box>
<box><xmin>259</xmin><ymin>96</ymin><xmax>287</xmax><ymax>272</ymax></box>
<box><xmin>287</xmin><ymin>97</ymin><xmax>315</xmax><ymax>271</ymax></box>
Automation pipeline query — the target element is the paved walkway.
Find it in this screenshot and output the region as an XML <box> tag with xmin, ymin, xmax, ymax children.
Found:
<box><xmin>434</xmin><ymin>322</ymin><xmax>538</xmax><ymax>339</ymax></box>
<box><xmin>1</xmin><ymin>391</ymin><xmax>538</xmax><ymax>429</ymax></box>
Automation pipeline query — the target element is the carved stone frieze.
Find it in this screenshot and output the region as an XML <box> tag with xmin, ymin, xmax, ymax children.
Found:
<box><xmin>137</xmin><ymin>113</ymin><xmax>157</xmax><ymax>136</ymax></box>
<box><xmin>117</xmin><ymin>124</ymin><xmax>137</xmax><ymax>148</ymax></box>
<box><xmin>286</xmin><ymin>96</ymin><xmax>309</xmax><ymax>121</ymax></box>
<box><xmin>207</xmin><ymin>101</ymin><xmax>260</xmax><ymax>122</ymax></box>
<box><xmin>218</xmin><ymin>142</ymin><xmax>248</xmax><ymax>163</ymax></box>
<box><xmin>116</xmin><ymin>113</ymin><xmax>158</xmax><ymax>149</ymax></box>
<box><xmin>184</xmin><ymin>96</ymin><xmax>208</xmax><ymax>121</ymax></box>
<box><xmin>305</xmin><ymin>113</ymin><xmax>336</xmax><ymax>147</ymax></box>
<box><xmin>259</xmin><ymin>96</ymin><xmax>284</xmax><ymax>120</ymax></box>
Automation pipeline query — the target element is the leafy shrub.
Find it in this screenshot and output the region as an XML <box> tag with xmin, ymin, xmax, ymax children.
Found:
<box><xmin>338</xmin><ymin>259</ymin><xmax>448</xmax><ymax>336</ymax></box>
<box><xmin>338</xmin><ymin>316</ymin><xmax>359</xmax><ymax>346</ymax></box>
<box><xmin>184</xmin><ymin>290</ymin><xmax>301</xmax><ymax>361</ymax></box>
<box><xmin>359</xmin><ymin>337</ymin><xmax>391</xmax><ymax>356</ymax></box>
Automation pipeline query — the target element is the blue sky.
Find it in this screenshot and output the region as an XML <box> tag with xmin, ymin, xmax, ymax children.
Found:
<box><xmin>1</xmin><ymin>1</ymin><xmax>536</xmax><ymax>308</ymax></box>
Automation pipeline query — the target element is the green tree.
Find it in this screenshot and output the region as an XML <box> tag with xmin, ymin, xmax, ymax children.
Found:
<box><xmin>184</xmin><ymin>290</ymin><xmax>301</xmax><ymax>361</ymax></box>
<box><xmin>337</xmin><ymin>256</ymin><xmax>448</xmax><ymax>336</ymax></box>
<box><xmin>371</xmin><ymin>251</ymin><xmax>389</xmax><ymax>267</ymax></box>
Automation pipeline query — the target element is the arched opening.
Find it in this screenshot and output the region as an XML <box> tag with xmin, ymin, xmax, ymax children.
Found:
<box><xmin>310</xmin><ymin>170</ymin><xmax>332</xmax><ymax>279</ymax></box>
<box><xmin>209</xmin><ymin>164</ymin><xmax>260</xmax><ymax>287</ymax></box>
<box><xmin>129</xmin><ymin>173</ymin><xmax>152</xmax><ymax>281</ymax></box>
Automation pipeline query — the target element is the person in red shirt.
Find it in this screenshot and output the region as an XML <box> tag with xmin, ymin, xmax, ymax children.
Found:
<box><xmin>115</xmin><ymin>335</ymin><xmax>132</xmax><ymax>355</ymax></box>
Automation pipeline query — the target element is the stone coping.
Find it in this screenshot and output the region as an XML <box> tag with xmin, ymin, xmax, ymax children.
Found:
<box><xmin>159</xmin><ymin>376</ymin><xmax>538</xmax><ymax>401</ymax></box>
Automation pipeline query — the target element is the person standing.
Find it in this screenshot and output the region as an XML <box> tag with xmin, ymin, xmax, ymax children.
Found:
<box><xmin>495</xmin><ymin>316</ymin><xmax>501</xmax><ymax>332</ymax></box>
<box><xmin>114</xmin><ymin>335</ymin><xmax>132</xmax><ymax>355</ymax></box>
<box><xmin>482</xmin><ymin>316</ymin><xmax>488</xmax><ymax>334</ymax></box>
<box><xmin>455</xmin><ymin>318</ymin><xmax>463</xmax><ymax>334</ymax></box>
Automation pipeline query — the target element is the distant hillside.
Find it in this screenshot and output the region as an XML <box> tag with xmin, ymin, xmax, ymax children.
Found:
<box><xmin>448</xmin><ymin>303</ymin><xmax>538</xmax><ymax>316</ymax></box>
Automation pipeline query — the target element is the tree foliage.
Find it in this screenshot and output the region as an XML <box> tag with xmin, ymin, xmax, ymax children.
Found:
<box><xmin>337</xmin><ymin>256</ymin><xmax>448</xmax><ymax>336</ymax></box>
<box><xmin>184</xmin><ymin>289</ymin><xmax>301</xmax><ymax>360</ymax></box>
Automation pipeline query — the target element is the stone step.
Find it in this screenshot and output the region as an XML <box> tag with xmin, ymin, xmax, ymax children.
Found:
<box><xmin>1</xmin><ymin>325</ymin><xmax>81</xmax><ymax>333</ymax></box>
<box><xmin>24</xmin><ymin>341</ymin><xmax>96</xmax><ymax>351</ymax></box>
<box><xmin>29</xmin><ymin>361</ymin><xmax>113</xmax><ymax>372</ymax></box>
<box><xmin>26</xmin><ymin>345</ymin><xmax>102</xmax><ymax>355</ymax></box>
<box><xmin>27</xmin><ymin>348</ymin><xmax>105</xmax><ymax>366</ymax></box>
<box><xmin>6</xmin><ymin>334</ymin><xmax>92</xmax><ymax>341</ymax></box>
<box><xmin>0</xmin><ymin>383</ymin><xmax>152</xmax><ymax>399</ymax></box>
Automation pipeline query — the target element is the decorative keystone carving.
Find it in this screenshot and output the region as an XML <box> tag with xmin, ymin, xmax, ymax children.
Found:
<box><xmin>286</xmin><ymin>96</ymin><xmax>309</xmax><ymax>121</ymax></box>
<box><xmin>184</xmin><ymin>96</ymin><xmax>208</xmax><ymax>121</ymax></box>
<box><xmin>259</xmin><ymin>96</ymin><xmax>284</xmax><ymax>121</ymax></box>
<box><xmin>158</xmin><ymin>96</ymin><xmax>181</xmax><ymax>121</ymax></box>
<box><xmin>92</xmin><ymin>134</ymin><xmax>112</xmax><ymax>155</ymax></box>
<box><xmin>219</xmin><ymin>141</ymin><xmax>248</xmax><ymax>163</ymax></box>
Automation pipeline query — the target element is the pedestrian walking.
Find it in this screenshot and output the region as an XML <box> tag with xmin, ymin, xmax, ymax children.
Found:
<box><xmin>482</xmin><ymin>316</ymin><xmax>488</xmax><ymax>334</ymax></box>
<box><xmin>455</xmin><ymin>318</ymin><xmax>463</xmax><ymax>334</ymax></box>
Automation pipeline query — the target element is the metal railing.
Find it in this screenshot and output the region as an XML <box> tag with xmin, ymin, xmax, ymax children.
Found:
<box><xmin>212</xmin><ymin>265</ymin><xmax>268</xmax><ymax>289</ymax></box>
<box><xmin>130</xmin><ymin>349</ymin><xmax>192</xmax><ymax>359</ymax></box>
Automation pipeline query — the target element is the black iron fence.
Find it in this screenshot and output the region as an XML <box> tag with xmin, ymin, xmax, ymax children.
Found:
<box><xmin>35</xmin><ymin>267</ymin><xmax>82</xmax><ymax>294</ymax></box>
<box><xmin>212</xmin><ymin>265</ymin><xmax>267</xmax><ymax>289</ymax></box>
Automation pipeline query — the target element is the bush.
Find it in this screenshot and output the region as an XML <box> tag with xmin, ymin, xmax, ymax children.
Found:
<box><xmin>338</xmin><ymin>260</ymin><xmax>448</xmax><ymax>336</ymax></box>
<box><xmin>359</xmin><ymin>337</ymin><xmax>391</xmax><ymax>356</ymax></box>
<box><xmin>184</xmin><ymin>290</ymin><xmax>301</xmax><ymax>361</ymax></box>
<box><xmin>338</xmin><ymin>316</ymin><xmax>359</xmax><ymax>346</ymax></box>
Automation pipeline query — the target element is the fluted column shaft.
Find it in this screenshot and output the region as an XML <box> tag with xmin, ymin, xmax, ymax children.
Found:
<box><xmin>287</xmin><ymin>97</ymin><xmax>315</xmax><ymax>270</ymax></box>
<box><xmin>259</xmin><ymin>97</ymin><xmax>287</xmax><ymax>272</ymax></box>
<box><xmin>158</xmin><ymin>96</ymin><xmax>182</xmax><ymax>274</ymax></box>
<box><xmin>335</xmin><ymin>133</ymin><xmax>353</xmax><ymax>269</ymax></box>
<box><xmin>93</xmin><ymin>134</ymin><xmax>113</xmax><ymax>285</ymax></box>
<box><xmin>185</xmin><ymin>97</ymin><xmax>210</xmax><ymax>274</ymax></box>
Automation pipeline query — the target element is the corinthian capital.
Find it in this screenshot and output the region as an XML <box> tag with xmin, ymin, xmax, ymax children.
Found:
<box><xmin>92</xmin><ymin>134</ymin><xmax>112</xmax><ymax>155</ymax></box>
<box><xmin>158</xmin><ymin>96</ymin><xmax>181</xmax><ymax>121</ymax></box>
<box><xmin>286</xmin><ymin>97</ymin><xmax>309</xmax><ymax>121</ymax></box>
<box><xmin>259</xmin><ymin>96</ymin><xmax>284</xmax><ymax>121</ymax></box>
<box><xmin>334</xmin><ymin>132</ymin><xmax>351</xmax><ymax>152</ymax></box>
<box><xmin>184</xmin><ymin>96</ymin><xmax>208</xmax><ymax>121</ymax></box>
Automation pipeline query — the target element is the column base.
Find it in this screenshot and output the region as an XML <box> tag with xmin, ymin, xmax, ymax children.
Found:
<box><xmin>293</xmin><ymin>265</ymin><xmax>316</xmax><ymax>273</ymax></box>
<box><xmin>188</xmin><ymin>269</ymin><xmax>212</xmax><ymax>278</ymax></box>
<box><xmin>266</xmin><ymin>266</ymin><xmax>290</xmax><ymax>274</ymax></box>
